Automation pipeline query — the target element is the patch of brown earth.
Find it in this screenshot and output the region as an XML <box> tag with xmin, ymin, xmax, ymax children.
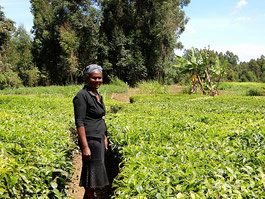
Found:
<box><xmin>110</xmin><ymin>86</ymin><xmax>182</xmax><ymax>103</ymax></box>
<box><xmin>68</xmin><ymin>150</ymin><xmax>84</xmax><ymax>199</ymax></box>
<box><xmin>168</xmin><ymin>85</ymin><xmax>182</xmax><ymax>94</ymax></box>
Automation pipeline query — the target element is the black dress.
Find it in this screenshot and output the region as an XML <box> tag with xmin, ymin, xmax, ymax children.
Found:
<box><xmin>73</xmin><ymin>85</ymin><xmax>109</xmax><ymax>189</ymax></box>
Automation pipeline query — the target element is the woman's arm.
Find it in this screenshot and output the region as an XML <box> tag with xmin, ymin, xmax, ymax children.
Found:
<box><xmin>104</xmin><ymin>135</ymin><xmax>108</xmax><ymax>151</ymax></box>
<box><xmin>77</xmin><ymin>126</ymin><xmax>91</xmax><ymax>159</ymax></box>
<box><xmin>73</xmin><ymin>93</ymin><xmax>91</xmax><ymax>158</ymax></box>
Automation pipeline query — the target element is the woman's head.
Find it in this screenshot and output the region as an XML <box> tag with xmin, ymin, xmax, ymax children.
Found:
<box><xmin>85</xmin><ymin>64</ymin><xmax>103</xmax><ymax>90</ymax></box>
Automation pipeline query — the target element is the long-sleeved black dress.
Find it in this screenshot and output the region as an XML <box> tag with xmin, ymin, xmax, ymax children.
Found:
<box><xmin>73</xmin><ymin>85</ymin><xmax>109</xmax><ymax>189</ymax></box>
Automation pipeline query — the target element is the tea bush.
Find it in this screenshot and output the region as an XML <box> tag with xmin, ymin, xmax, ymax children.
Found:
<box><xmin>106</xmin><ymin>94</ymin><xmax>265</xmax><ymax>198</ymax></box>
<box><xmin>0</xmin><ymin>87</ymin><xmax>124</xmax><ymax>198</ymax></box>
<box><xmin>0</xmin><ymin>96</ymin><xmax>75</xmax><ymax>198</ymax></box>
<box><xmin>1</xmin><ymin>83</ymin><xmax>264</xmax><ymax>198</ymax></box>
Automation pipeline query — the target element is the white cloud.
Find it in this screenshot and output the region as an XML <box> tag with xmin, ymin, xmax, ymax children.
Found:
<box><xmin>214</xmin><ymin>44</ymin><xmax>265</xmax><ymax>62</ymax></box>
<box><xmin>232</xmin><ymin>0</ymin><xmax>248</xmax><ymax>15</ymax></box>
<box><xmin>233</xmin><ymin>17</ymin><xmax>252</xmax><ymax>24</ymax></box>
<box><xmin>236</xmin><ymin>0</ymin><xmax>248</xmax><ymax>9</ymax></box>
<box><xmin>174</xmin><ymin>44</ymin><xmax>265</xmax><ymax>62</ymax></box>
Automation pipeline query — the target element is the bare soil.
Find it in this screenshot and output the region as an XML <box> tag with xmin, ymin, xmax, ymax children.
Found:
<box><xmin>68</xmin><ymin>150</ymin><xmax>84</xmax><ymax>199</ymax></box>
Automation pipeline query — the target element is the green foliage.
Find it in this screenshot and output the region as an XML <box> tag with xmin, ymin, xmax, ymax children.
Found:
<box><xmin>30</xmin><ymin>0</ymin><xmax>190</xmax><ymax>86</ymax></box>
<box><xmin>0</xmin><ymin>62</ymin><xmax>22</xmax><ymax>89</ymax></box>
<box><xmin>0</xmin><ymin>15</ymin><xmax>37</xmax><ymax>89</ymax></box>
<box><xmin>175</xmin><ymin>47</ymin><xmax>227</xmax><ymax>95</ymax></box>
<box><xmin>0</xmin><ymin>84</ymin><xmax>125</xmax><ymax>197</ymax></box>
<box><xmin>106</xmin><ymin>94</ymin><xmax>265</xmax><ymax>198</ymax></box>
<box><xmin>0</xmin><ymin>95</ymin><xmax>75</xmax><ymax>198</ymax></box>
<box><xmin>0</xmin><ymin>7</ymin><xmax>16</xmax><ymax>49</ymax></box>
<box><xmin>219</xmin><ymin>82</ymin><xmax>265</xmax><ymax>96</ymax></box>
<box><xmin>246</xmin><ymin>88</ymin><xmax>264</xmax><ymax>96</ymax></box>
<box><xmin>1</xmin><ymin>84</ymin><xmax>265</xmax><ymax>198</ymax></box>
<box><xmin>100</xmin><ymin>84</ymin><xmax>128</xmax><ymax>96</ymax></box>
<box><xmin>220</xmin><ymin>54</ymin><xmax>265</xmax><ymax>83</ymax></box>
<box><xmin>24</xmin><ymin>67</ymin><xmax>40</xmax><ymax>87</ymax></box>
<box><xmin>31</xmin><ymin>0</ymin><xmax>102</xmax><ymax>84</ymax></box>
<box><xmin>0</xmin><ymin>8</ymin><xmax>25</xmax><ymax>89</ymax></box>
<box><xmin>136</xmin><ymin>81</ymin><xmax>168</xmax><ymax>95</ymax></box>
<box><xmin>8</xmin><ymin>25</ymin><xmax>37</xmax><ymax>86</ymax></box>
<box><xmin>0</xmin><ymin>83</ymin><xmax>128</xmax><ymax>97</ymax></box>
<box><xmin>180</xmin><ymin>83</ymin><xmax>194</xmax><ymax>94</ymax></box>
<box><xmin>109</xmin><ymin>77</ymin><xmax>127</xmax><ymax>87</ymax></box>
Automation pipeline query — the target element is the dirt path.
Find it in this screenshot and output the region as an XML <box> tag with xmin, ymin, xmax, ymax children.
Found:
<box><xmin>68</xmin><ymin>150</ymin><xmax>84</xmax><ymax>199</ymax></box>
<box><xmin>110</xmin><ymin>85</ymin><xmax>182</xmax><ymax>103</ymax></box>
<box><xmin>68</xmin><ymin>85</ymin><xmax>182</xmax><ymax>198</ymax></box>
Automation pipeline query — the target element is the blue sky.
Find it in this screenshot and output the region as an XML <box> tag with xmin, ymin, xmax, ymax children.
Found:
<box><xmin>1</xmin><ymin>0</ymin><xmax>32</xmax><ymax>32</ymax></box>
<box><xmin>176</xmin><ymin>0</ymin><xmax>265</xmax><ymax>62</ymax></box>
<box><xmin>1</xmin><ymin>0</ymin><xmax>265</xmax><ymax>62</ymax></box>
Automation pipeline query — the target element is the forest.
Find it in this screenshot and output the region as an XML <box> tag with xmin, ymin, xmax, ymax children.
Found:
<box><xmin>0</xmin><ymin>0</ymin><xmax>264</xmax><ymax>90</ymax></box>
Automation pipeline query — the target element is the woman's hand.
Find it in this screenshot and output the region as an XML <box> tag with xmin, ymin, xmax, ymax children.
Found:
<box><xmin>104</xmin><ymin>136</ymin><xmax>108</xmax><ymax>151</ymax></box>
<box><xmin>82</xmin><ymin>147</ymin><xmax>91</xmax><ymax>160</ymax></box>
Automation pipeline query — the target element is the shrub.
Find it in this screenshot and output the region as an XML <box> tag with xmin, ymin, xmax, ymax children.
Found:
<box><xmin>0</xmin><ymin>70</ymin><xmax>22</xmax><ymax>90</ymax></box>
<box><xmin>246</xmin><ymin>88</ymin><xmax>263</xmax><ymax>96</ymax></box>
<box><xmin>109</xmin><ymin>76</ymin><xmax>127</xmax><ymax>87</ymax></box>
<box><xmin>25</xmin><ymin>67</ymin><xmax>40</xmax><ymax>87</ymax></box>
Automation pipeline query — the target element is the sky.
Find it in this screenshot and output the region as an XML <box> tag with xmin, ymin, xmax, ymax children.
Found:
<box><xmin>1</xmin><ymin>0</ymin><xmax>33</xmax><ymax>33</ymax></box>
<box><xmin>1</xmin><ymin>0</ymin><xmax>265</xmax><ymax>62</ymax></box>
<box><xmin>175</xmin><ymin>0</ymin><xmax>265</xmax><ymax>62</ymax></box>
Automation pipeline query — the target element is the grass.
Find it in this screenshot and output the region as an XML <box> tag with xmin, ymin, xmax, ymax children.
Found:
<box><xmin>136</xmin><ymin>81</ymin><xmax>168</xmax><ymax>95</ymax></box>
<box><xmin>0</xmin><ymin>83</ymin><xmax>128</xmax><ymax>98</ymax></box>
<box><xmin>219</xmin><ymin>82</ymin><xmax>265</xmax><ymax>96</ymax></box>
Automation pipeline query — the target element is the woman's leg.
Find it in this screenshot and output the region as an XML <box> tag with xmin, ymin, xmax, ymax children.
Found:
<box><xmin>84</xmin><ymin>188</ymin><xmax>94</xmax><ymax>199</ymax></box>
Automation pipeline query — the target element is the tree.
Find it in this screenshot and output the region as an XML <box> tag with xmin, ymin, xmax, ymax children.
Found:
<box><xmin>217</xmin><ymin>51</ymin><xmax>239</xmax><ymax>82</ymax></box>
<box><xmin>7</xmin><ymin>25</ymin><xmax>38</xmax><ymax>86</ymax></box>
<box><xmin>0</xmin><ymin>6</ymin><xmax>16</xmax><ymax>50</ymax></box>
<box><xmin>0</xmin><ymin>7</ymin><xmax>23</xmax><ymax>89</ymax></box>
<box><xmin>31</xmin><ymin>0</ymin><xmax>61</xmax><ymax>84</ymax></box>
<box><xmin>99</xmin><ymin>0</ymin><xmax>190</xmax><ymax>85</ymax></box>
<box><xmin>176</xmin><ymin>47</ymin><xmax>227</xmax><ymax>95</ymax></box>
<box><xmin>31</xmin><ymin>0</ymin><xmax>102</xmax><ymax>85</ymax></box>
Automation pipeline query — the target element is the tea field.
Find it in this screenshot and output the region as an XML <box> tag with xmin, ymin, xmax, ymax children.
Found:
<box><xmin>0</xmin><ymin>83</ymin><xmax>265</xmax><ymax>198</ymax></box>
<box><xmin>107</xmin><ymin>94</ymin><xmax>265</xmax><ymax>198</ymax></box>
<box><xmin>0</xmin><ymin>95</ymin><xmax>75</xmax><ymax>198</ymax></box>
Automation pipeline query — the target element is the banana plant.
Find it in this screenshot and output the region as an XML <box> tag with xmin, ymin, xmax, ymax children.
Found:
<box><xmin>210</xmin><ymin>57</ymin><xmax>227</xmax><ymax>95</ymax></box>
<box><xmin>175</xmin><ymin>47</ymin><xmax>227</xmax><ymax>95</ymax></box>
<box><xmin>174</xmin><ymin>47</ymin><xmax>206</xmax><ymax>94</ymax></box>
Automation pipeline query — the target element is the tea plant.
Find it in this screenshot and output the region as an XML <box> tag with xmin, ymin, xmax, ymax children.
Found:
<box><xmin>0</xmin><ymin>96</ymin><xmax>75</xmax><ymax>198</ymax></box>
<box><xmin>0</xmin><ymin>89</ymin><xmax>123</xmax><ymax>198</ymax></box>
<box><xmin>1</xmin><ymin>83</ymin><xmax>265</xmax><ymax>198</ymax></box>
<box><xmin>106</xmin><ymin>94</ymin><xmax>265</xmax><ymax>198</ymax></box>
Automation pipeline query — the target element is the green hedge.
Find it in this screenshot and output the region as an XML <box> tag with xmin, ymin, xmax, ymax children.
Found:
<box><xmin>0</xmin><ymin>96</ymin><xmax>75</xmax><ymax>198</ymax></box>
<box><xmin>106</xmin><ymin>94</ymin><xmax>265</xmax><ymax>198</ymax></box>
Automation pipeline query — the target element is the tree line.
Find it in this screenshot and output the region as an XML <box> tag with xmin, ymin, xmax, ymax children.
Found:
<box><xmin>0</xmin><ymin>1</ymin><xmax>264</xmax><ymax>89</ymax></box>
<box><xmin>177</xmin><ymin>48</ymin><xmax>265</xmax><ymax>84</ymax></box>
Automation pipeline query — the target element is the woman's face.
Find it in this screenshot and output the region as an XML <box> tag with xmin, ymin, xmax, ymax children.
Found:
<box><xmin>88</xmin><ymin>72</ymin><xmax>103</xmax><ymax>90</ymax></box>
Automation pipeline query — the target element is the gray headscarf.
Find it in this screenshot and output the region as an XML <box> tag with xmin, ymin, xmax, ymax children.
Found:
<box><xmin>85</xmin><ymin>64</ymin><xmax>103</xmax><ymax>77</ymax></box>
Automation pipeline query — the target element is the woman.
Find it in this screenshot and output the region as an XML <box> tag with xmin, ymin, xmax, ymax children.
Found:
<box><xmin>73</xmin><ymin>64</ymin><xmax>109</xmax><ymax>199</ymax></box>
